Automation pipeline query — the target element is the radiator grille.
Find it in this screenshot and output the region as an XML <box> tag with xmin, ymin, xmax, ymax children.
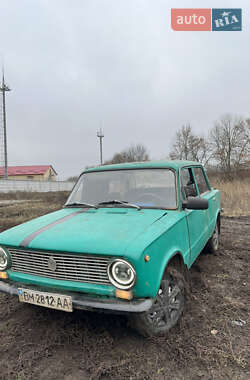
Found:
<box><xmin>9</xmin><ymin>248</ymin><xmax>111</xmax><ymax>285</ymax></box>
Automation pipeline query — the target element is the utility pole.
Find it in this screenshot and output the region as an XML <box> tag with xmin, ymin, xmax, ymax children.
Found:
<box><xmin>97</xmin><ymin>129</ymin><xmax>104</xmax><ymax>165</ymax></box>
<box><xmin>0</xmin><ymin>70</ymin><xmax>11</xmax><ymax>179</ymax></box>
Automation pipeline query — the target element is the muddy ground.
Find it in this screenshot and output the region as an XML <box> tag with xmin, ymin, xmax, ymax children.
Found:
<box><xmin>0</xmin><ymin>201</ymin><xmax>249</xmax><ymax>380</ymax></box>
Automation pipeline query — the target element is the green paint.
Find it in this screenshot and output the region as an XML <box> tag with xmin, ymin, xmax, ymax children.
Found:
<box><xmin>0</xmin><ymin>208</ymin><xmax>77</xmax><ymax>247</ymax></box>
<box><xmin>8</xmin><ymin>271</ymin><xmax>115</xmax><ymax>296</ymax></box>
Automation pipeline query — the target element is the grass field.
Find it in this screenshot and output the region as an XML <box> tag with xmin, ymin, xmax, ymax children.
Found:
<box><xmin>211</xmin><ymin>178</ymin><xmax>250</xmax><ymax>217</ymax></box>
<box><xmin>0</xmin><ymin>192</ymin><xmax>69</xmax><ymax>233</ymax></box>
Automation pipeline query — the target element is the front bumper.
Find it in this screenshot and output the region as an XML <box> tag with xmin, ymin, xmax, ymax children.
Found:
<box><xmin>0</xmin><ymin>281</ymin><xmax>153</xmax><ymax>314</ymax></box>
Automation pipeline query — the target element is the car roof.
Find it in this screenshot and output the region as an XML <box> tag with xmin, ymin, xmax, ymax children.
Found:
<box><xmin>83</xmin><ymin>160</ymin><xmax>202</xmax><ymax>174</ymax></box>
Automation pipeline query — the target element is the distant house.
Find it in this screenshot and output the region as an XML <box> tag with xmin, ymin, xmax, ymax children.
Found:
<box><xmin>0</xmin><ymin>165</ymin><xmax>57</xmax><ymax>181</ymax></box>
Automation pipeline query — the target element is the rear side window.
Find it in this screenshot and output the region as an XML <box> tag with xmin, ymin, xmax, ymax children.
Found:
<box><xmin>193</xmin><ymin>167</ymin><xmax>210</xmax><ymax>194</ymax></box>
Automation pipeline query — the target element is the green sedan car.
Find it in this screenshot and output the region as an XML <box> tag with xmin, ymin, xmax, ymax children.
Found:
<box><xmin>0</xmin><ymin>161</ymin><xmax>220</xmax><ymax>336</ymax></box>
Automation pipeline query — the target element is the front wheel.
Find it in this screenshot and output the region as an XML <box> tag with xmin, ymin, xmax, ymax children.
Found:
<box><xmin>129</xmin><ymin>264</ymin><xmax>185</xmax><ymax>337</ymax></box>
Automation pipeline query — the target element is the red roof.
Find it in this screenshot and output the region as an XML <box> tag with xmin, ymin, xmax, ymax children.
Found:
<box><xmin>0</xmin><ymin>165</ymin><xmax>57</xmax><ymax>176</ymax></box>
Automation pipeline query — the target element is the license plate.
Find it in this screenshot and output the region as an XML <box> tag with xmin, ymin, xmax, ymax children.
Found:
<box><xmin>18</xmin><ymin>288</ymin><xmax>73</xmax><ymax>312</ymax></box>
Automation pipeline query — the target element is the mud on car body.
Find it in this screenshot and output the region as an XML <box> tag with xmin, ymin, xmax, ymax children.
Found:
<box><xmin>0</xmin><ymin>160</ymin><xmax>220</xmax><ymax>336</ymax></box>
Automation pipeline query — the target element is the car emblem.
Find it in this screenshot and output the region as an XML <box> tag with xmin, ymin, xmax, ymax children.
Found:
<box><xmin>48</xmin><ymin>257</ymin><xmax>57</xmax><ymax>272</ymax></box>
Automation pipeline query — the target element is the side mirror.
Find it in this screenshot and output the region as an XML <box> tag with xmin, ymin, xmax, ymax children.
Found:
<box><xmin>182</xmin><ymin>197</ymin><xmax>208</xmax><ymax>210</ymax></box>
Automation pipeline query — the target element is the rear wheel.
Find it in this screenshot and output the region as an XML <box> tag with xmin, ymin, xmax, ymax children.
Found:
<box><xmin>129</xmin><ymin>263</ymin><xmax>185</xmax><ymax>337</ymax></box>
<box><xmin>205</xmin><ymin>221</ymin><xmax>219</xmax><ymax>254</ymax></box>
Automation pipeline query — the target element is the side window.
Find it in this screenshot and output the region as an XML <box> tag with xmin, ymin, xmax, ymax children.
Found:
<box><xmin>193</xmin><ymin>167</ymin><xmax>209</xmax><ymax>195</ymax></box>
<box><xmin>181</xmin><ymin>168</ymin><xmax>198</xmax><ymax>199</ymax></box>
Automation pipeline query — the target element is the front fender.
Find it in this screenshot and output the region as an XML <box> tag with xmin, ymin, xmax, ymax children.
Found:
<box><xmin>130</xmin><ymin>214</ymin><xmax>190</xmax><ymax>298</ymax></box>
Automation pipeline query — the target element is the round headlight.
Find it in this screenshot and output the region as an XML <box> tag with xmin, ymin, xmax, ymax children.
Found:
<box><xmin>0</xmin><ymin>247</ymin><xmax>9</xmax><ymax>271</ymax></box>
<box><xmin>107</xmin><ymin>259</ymin><xmax>136</xmax><ymax>290</ymax></box>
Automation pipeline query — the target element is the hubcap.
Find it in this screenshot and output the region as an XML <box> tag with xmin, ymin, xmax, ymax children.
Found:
<box><xmin>146</xmin><ymin>275</ymin><xmax>183</xmax><ymax>329</ymax></box>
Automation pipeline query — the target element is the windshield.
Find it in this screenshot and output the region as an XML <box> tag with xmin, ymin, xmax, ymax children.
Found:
<box><xmin>65</xmin><ymin>169</ymin><xmax>177</xmax><ymax>209</ymax></box>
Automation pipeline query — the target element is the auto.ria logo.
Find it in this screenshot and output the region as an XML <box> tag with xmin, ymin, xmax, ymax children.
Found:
<box><xmin>212</xmin><ymin>9</ymin><xmax>242</xmax><ymax>31</ymax></box>
<box><xmin>171</xmin><ymin>8</ymin><xmax>242</xmax><ymax>31</ymax></box>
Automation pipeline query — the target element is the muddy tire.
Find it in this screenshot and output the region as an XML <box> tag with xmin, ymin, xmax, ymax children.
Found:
<box><xmin>205</xmin><ymin>221</ymin><xmax>219</xmax><ymax>254</ymax></box>
<box><xmin>129</xmin><ymin>263</ymin><xmax>185</xmax><ymax>337</ymax></box>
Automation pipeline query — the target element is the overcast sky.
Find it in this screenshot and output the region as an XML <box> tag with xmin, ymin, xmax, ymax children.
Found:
<box><xmin>0</xmin><ymin>0</ymin><xmax>249</xmax><ymax>179</ymax></box>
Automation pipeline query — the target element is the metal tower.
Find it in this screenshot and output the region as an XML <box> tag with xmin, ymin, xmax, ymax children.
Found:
<box><xmin>0</xmin><ymin>71</ymin><xmax>11</xmax><ymax>179</ymax></box>
<box><xmin>97</xmin><ymin>129</ymin><xmax>104</xmax><ymax>165</ymax></box>
<box><xmin>0</xmin><ymin>92</ymin><xmax>3</xmax><ymax>169</ymax></box>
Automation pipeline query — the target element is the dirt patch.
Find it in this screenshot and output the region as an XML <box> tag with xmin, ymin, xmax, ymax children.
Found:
<box><xmin>0</xmin><ymin>204</ymin><xmax>249</xmax><ymax>379</ymax></box>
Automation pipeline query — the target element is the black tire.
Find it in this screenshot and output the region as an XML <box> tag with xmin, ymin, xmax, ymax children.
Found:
<box><xmin>205</xmin><ymin>221</ymin><xmax>219</xmax><ymax>254</ymax></box>
<box><xmin>129</xmin><ymin>263</ymin><xmax>185</xmax><ymax>337</ymax></box>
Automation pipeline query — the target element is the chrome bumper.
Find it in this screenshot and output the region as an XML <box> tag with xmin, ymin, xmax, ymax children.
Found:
<box><xmin>0</xmin><ymin>281</ymin><xmax>153</xmax><ymax>313</ymax></box>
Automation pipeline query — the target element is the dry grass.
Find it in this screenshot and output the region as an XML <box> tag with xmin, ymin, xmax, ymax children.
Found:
<box><xmin>211</xmin><ymin>178</ymin><xmax>250</xmax><ymax>217</ymax></box>
<box><xmin>0</xmin><ymin>191</ymin><xmax>70</xmax><ymax>202</ymax></box>
<box><xmin>0</xmin><ymin>196</ymin><xmax>67</xmax><ymax>233</ymax></box>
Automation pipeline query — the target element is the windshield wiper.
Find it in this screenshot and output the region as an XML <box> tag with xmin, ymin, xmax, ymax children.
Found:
<box><xmin>97</xmin><ymin>200</ymin><xmax>141</xmax><ymax>210</ymax></box>
<box><xmin>65</xmin><ymin>202</ymin><xmax>98</xmax><ymax>209</ymax></box>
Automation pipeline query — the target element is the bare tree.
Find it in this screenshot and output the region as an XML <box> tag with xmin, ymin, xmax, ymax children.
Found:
<box><xmin>169</xmin><ymin>124</ymin><xmax>211</xmax><ymax>165</ymax></box>
<box><xmin>105</xmin><ymin>144</ymin><xmax>150</xmax><ymax>164</ymax></box>
<box><xmin>210</xmin><ymin>114</ymin><xmax>250</xmax><ymax>173</ymax></box>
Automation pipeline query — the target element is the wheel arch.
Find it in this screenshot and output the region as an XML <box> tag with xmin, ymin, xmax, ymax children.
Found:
<box><xmin>163</xmin><ymin>252</ymin><xmax>187</xmax><ymax>278</ymax></box>
<box><xmin>150</xmin><ymin>251</ymin><xmax>188</xmax><ymax>298</ymax></box>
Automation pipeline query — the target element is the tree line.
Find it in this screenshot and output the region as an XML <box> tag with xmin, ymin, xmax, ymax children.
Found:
<box><xmin>105</xmin><ymin>114</ymin><xmax>250</xmax><ymax>174</ymax></box>
<box><xmin>169</xmin><ymin>114</ymin><xmax>250</xmax><ymax>173</ymax></box>
<box><xmin>67</xmin><ymin>114</ymin><xmax>250</xmax><ymax>180</ymax></box>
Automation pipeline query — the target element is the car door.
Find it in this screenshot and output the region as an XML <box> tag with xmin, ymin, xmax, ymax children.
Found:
<box><xmin>180</xmin><ymin>167</ymin><xmax>208</xmax><ymax>266</ymax></box>
<box><xmin>192</xmin><ymin>167</ymin><xmax>216</xmax><ymax>238</ymax></box>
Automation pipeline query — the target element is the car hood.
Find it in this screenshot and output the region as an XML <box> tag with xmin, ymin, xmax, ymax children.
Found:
<box><xmin>0</xmin><ymin>207</ymin><xmax>168</xmax><ymax>256</ymax></box>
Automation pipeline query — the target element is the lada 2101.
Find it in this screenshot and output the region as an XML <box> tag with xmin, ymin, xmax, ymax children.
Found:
<box><xmin>0</xmin><ymin>161</ymin><xmax>220</xmax><ymax>336</ymax></box>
